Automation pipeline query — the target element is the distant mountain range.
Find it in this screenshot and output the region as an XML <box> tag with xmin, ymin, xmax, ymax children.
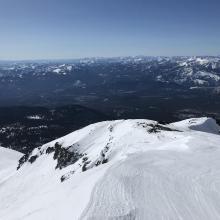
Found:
<box><xmin>0</xmin><ymin>56</ymin><xmax>220</xmax><ymax>154</ymax></box>
<box><xmin>0</xmin><ymin>56</ymin><xmax>220</xmax><ymax>107</ymax></box>
<box><xmin>0</xmin><ymin>56</ymin><xmax>220</xmax><ymax>88</ymax></box>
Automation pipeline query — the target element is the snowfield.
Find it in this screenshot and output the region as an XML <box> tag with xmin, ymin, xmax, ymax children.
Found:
<box><xmin>0</xmin><ymin>147</ymin><xmax>22</xmax><ymax>181</ymax></box>
<box><xmin>0</xmin><ymin>117</ymin><xmax>220</xmax><ymax>220</ymax></box>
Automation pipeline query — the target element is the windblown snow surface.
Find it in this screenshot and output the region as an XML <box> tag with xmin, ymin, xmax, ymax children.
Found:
<box><xmin>0</xmin><ymin>117</ymin><xmax>220</xmax><ymax>220</ymax></box>
<box><xmin>0</xmin><ymin>147</ymin><xmax>22</xmax><ymax>181</ymax></box>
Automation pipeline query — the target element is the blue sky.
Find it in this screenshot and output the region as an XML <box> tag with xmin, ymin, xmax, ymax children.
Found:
<box><xmin>0</xmin><ymin>0</ymin><xmax>220</xmax><ymax>59</ymax></box>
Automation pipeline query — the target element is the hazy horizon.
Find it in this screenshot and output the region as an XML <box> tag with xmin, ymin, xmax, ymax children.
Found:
<box><xmin>1</xmin><ymin>54</ymin><xmax>220</xmax><ymax>62</ymax></box>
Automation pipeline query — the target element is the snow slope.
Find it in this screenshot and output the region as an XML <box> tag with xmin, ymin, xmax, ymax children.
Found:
<box><xmin>0</xmin><ymin>117</ymin><xmax>220</xmax><ymax>220</ymax></box>
<box><xmin>170</xmin><ymin>117</ymin><xmax>220</xmax><ymax>134</ymax></box>
<box><xmin>0</xmin><ymin>147</ymin><xmax>22</xmax><ymax>181</ymax></box>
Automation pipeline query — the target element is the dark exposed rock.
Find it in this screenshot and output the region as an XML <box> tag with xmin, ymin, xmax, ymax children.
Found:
<box><xmin>102</xmin><ymin>158</ymin><xmax>108</xmax><ymax>164</ymax></box>
<box><xmin>17</xmin><ymin>154</ymin><xmax>29</xmax><ymax>170</ymax></box>
<box><xmin>95</xmin><ymin>160</ymin><xmax>101</xmax><ymax>166</ymax></box>
<box><xmin>108</xmin><ymin>125</ymin><xmax>114</xmax><ymax>132</ymax></box>
<box><xmin>28</xmin><ymin>155</ymin><xmax>38</xmax><ymax>164</ymax></box>
<box><xmin>148</xmin><ymin>124</ymin><xmax>181</xmax><ymax>133</ymax></box>
<box><xmin>17</xmin><ymin>151</ymin><xmax>40</xmax><ymax>169</ymax></box>
<box><xmin>53</xmin><ymin>142</ymin><xmax>82</xmax><ymax>169</ymax></box>
<box><xmin>137</xmin><ymin>122</ymin><xmax>180</xmax><ymax>133</ymax></box>
<box><xmin>82</xmin><ymin>161</ymin><xmax>90</xmax><ymax>172</ymax></box>
<box><xmin>46</xmin><ymin>146</ymin><xmax>55</xmax><ymax>154</ymax></box>
<box><xmin>82</xmin><ymin>163</ymin><xmax>87</xmax><ymax>172</ymax></box>
<box><xmin>101</xmin><ymin>150</ymin><xmax>105</xmax><ymax>158</ymax></box>
<box><xmin>60</xmin><ymin>171</ymin><xmax>75</xmax><ymax>182</ymax></box>
<box><xmin>82</xmin><ymin>157</ymin><xmax>88</xmax><ymax>162</ymax></box>
<box><xmin>60</xmin><ymin>175</ymin><xmax>66</xmax><ymax>182</ymax></box>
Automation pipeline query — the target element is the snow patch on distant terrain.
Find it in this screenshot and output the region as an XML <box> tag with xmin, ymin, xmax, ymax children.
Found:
<box><xmin>26</xmin><ymin>115</ymin><xmax>43</xmax><ymax>120</ymax></box>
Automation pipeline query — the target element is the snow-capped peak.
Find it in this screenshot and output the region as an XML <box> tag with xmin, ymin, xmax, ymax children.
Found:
<box><xmin>1</xmin><ymin>118</ymin><xmax>220</xmax><ymax>220</ymax></box>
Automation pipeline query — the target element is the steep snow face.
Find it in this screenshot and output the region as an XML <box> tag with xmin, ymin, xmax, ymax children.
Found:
<box><xmin>0</xmin><ymin>147</ymin><xmax>22</xmax><ymax>181</ymax></box>
<box><xmin>0</xmin><ymin>118</ymin><xmax>220</xmax><ymax>220</ymax></box>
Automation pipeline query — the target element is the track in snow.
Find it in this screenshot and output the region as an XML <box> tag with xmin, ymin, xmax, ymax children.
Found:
<box><xmin>81</xmin><ymin>149</ymin><xmax>220</xmax><ymax>220</ymax></box>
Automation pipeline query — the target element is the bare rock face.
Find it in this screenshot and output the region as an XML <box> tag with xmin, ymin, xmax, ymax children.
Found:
<box><xmin>53</xmin><ymin>142</ymin><xmax>82</xmax><ymax>170</ymax></box>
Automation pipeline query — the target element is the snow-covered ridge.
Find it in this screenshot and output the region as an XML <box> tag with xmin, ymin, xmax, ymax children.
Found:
<box><xmin>19</xmin><ymin>117</ymin><xmax>219</xmax><ymax>175</ymax></box>
<box><xmin>17</xmin><ymin>119</ymin><xmax>184</xmax><ymax>177</ymax></box>
<box><xmin>0</xmin><ymin>117</ymin><xmax>220</xmax><ymax>220</ymax></box>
